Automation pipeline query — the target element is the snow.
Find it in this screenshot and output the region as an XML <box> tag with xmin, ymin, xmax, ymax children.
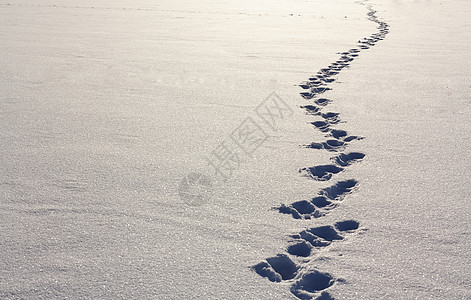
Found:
<box><xmin>0</xmin><ymin>0</ymin><xmax>470</xmax><ymax>299</ymax></box>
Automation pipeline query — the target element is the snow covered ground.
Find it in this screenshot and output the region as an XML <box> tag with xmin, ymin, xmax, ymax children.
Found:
<box><xmin>0</xmin><ymin>0</ymin><xmax>469</xmax><ymax>299</ymax></box>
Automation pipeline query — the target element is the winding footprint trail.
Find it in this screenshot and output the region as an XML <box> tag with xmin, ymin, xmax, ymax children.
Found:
<box><xmin>253</xmin><ymin>1</ymin><xmax>389</xmax><ymax>299</ymax></box>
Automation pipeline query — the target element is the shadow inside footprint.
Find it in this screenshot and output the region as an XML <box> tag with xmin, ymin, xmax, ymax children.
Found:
<box><xmin>311</xmin><ymin>196</ymin><xmax>333</xmax><ymax>208</ymax></box>
<box><xmin>335</xmin><ymin>220</ymin><xmax>360</xmax><ymax>231</ymax></box>
<box><xmin>278</xmin><ymin>200</ymin><xmax>323</xmax><ymax>219</ymax></box>
<box><xmin>292</xmin><ymin>200</ymin><xmax>317</xmax><ymax>215</ymax></box>
<box><xmin>253</xmin><ymin>254</ymin><xmax>299</xmax><ymax>282</ymax></box>
<box><xmin>331</xmin><ymin>129</ymin><xmax>347</xmax><ymax>139</ymax></box>
<box><xmin>265</xmin><ymin>254</ymin><xmax>299</xmax><ymax>280</ymax></box>
<box><xmin>331</xmin><ymin>152</ymin><xmax>365</xmax><ymax>167</ymax></box>
<box><xmin>311</xmin><ymin>121</ymin><xmax>330</xmax><ymax>132</ymax></box>
<box><xmin>311</xmin><ymin>87</ymin><xmax>332</xmax><ymax>94</ymax></box>
<box><xmin>301</xmin><ymin>165</ymin><xmax>343</xmax><ymax>181</ymax></box>
<box><xmin>306</xmin><ymin>140</ymin><xmax>345</xmax><ymax>152</ymax></box>
<box><xmin>321</xmin><ymin>112</ymin><xmax>340</xmax><ymax>124</ymax></box>
<box><xmin>321</xmin><ymin>179</ymin><xmax>358</xmax><ymax>200</ymax></box>
<box><xmin>301</xmin><ymin>105</ymin><xmax>321</xmax><ymax>115</ymax></box>
<box><xmin>314</xmin><ymin>98</ymin><xmax>332</xmax><ymax>106</ymax></box>
<box><xmin>343</xmin><ymin>135</ymin><xmax>363</xmax><ymax>142</ymax></box>
<box><xmin>253</xmin><ymin>261</ymin><xmax>282</xmax><ymax>283</ymax></box>
<box><xmin>287</xmin><ymin>240</ymin><xmax>312</xmax><ymax>257</ymax></box>
<box><xmin>316</xmin><ymin>291</ymin><xmax>335</xmax><ymax>300</ymax></box>
<box><xmin>290</xmin><ymin>270</ymin><xmax>335</xmax><ymax>299</ymax></box>
<box><xmin>277</xmin><ymin>179</ymin><xmax>358</xmax><ymax>220</ymax></box>
<box><xmin>296</xmin><ymin>230</ymin><xmax>332</xmax><ymax>247</ymax></box>
<box><xmin>308</xmin><ymin>226</ymin><xmax>343</xmax><ymax>241</ymax></box>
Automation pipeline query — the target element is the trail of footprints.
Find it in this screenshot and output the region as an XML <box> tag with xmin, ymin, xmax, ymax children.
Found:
<box><xmin>253</xmin><ymin>3</ymin><xmax>389</xmax><ymax>299</ymax></box>
<box><xmin>254</xmin><ymin>220</ymin><xmax>361</xmax><ymax>299</ymax></box>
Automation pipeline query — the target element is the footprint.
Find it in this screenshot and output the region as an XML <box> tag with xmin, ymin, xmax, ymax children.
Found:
<box><xmin>301</xmin><ymin>105</ymin><xmax>321</xmax><ymax>115</ymax></box>
<box><xmin>305</xmin><ymin>140</ymin><xmax>346</xmax><ymax>152</ymax></box>
<box><xmin>253</xmin><ymin>254</ymin><xmax>299</xmax><ymax>282</ymax></box>
<box><xmin>287</xmin><ymin>240</ymin><xmax>313</xmax><ymax>257</ymax></box>
<box><xmin>308</xmin><ymin>77</ymin><xmax>324</xmax><ymax>83</ymax></box>
<box><xmin>311</xmin><ymin>121</ymin><xmax>331</xmax><ymax>132</ymax></box>
<box><xmin>320</xmin><ymin>179</ymin><xmax>358</xmax><ymax>200</ymax></box>
<box><xmin>314</xmin><ymin>98</ymin><xmax>332</xmax><ymax>106</ymax></box>
<box><xmin>338</xmin><ymin>55</ymin><xmax>354</xmax><ymax>63</ymax></box>
<box><xmin>278</xmin><ymin>179</ymin><xmax>358</xmax><ymax>219</ymax></box>
<box><xmin>301</xmin><ymin>92</ymin><xmax>315</xmax><ymax>100</ymax></box>
<box><xmin>306</xmin><ymin>225</ymin><xmax>344</xmax><ymax>242</ymax></box>
<box><xmin>335</xmin><ymin>220</ymin><xmax>361</xmax><ymax>232</ymax></box>
<box><xmin>306</xmin><ymin>129</ymin><xmax>363</xmax><ymax>152</ymax></box>
<box><xmin>300</xmin><ymin>164</ymin><xmax>344</xmax><ymax>181</ymax></box>
<box><xmin>320</xmin><ymin>112</ymin><xmax>341</xmax><ymax>124</ymax></box>
<box><xmin>290</xmin><ymin>271</ymin><xmax>335</xmax><ymax>300</ymax></box>
<box><xmin>289</xmin><ymin>220</ymin><xmax>360</xmax><ymax>252</ymax></box>
<box><xmin>316</xmin><ymin>125</ymin><xmax>363</xmax><ymax>143</ymax></box>
<box><xmin>302</xmin><ymin>79</ymin><xmax>328</xmax><ymax>88</ymax></box>
<box><xmin>320</xmin><ymin>77</ymin><xmax>336</xmax><ymax>83</ymax></box>
<box><xmin>343</xmin><ymin>135</ymin><xmax>363</xmax><ymax>142</ymax></box>
<box><xmin>300</xmin><ymin>83</ymin><xmax>312</xmax><ymax>89</ymax></box>
<box><xmin>300</xmin><ymin>152</ymin><xmax>365</xmax><ymax>181</ymax></box>
<box><xmin>330</xmin><ymin>129</ymin><xmax>347</xmax><ymax>139</ymax></box>
<box><xmin>279</xmin><ymin>200</ymin><xmax>323</xmax><ymax>220</ymax></box>
<box><xmin>312</xmin><ymin>87</ymin><xmax>332</xmax><ymax>94</ymax></box>
<box><xmin>300</xmin><ymin>87</ymin><xmax>332</xmax><ymax>99</ymax></box>
<box><xmin>331</xmin><ymin>152</ymin><xmax>365</xmax><ymax>167</ymax></box>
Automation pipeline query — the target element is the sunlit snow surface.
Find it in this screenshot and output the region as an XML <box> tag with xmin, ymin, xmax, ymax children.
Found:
<box><xmin>0</xmin><ymin>0</ymin><xmax>470</xmax><ymax>299</ymax></box>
